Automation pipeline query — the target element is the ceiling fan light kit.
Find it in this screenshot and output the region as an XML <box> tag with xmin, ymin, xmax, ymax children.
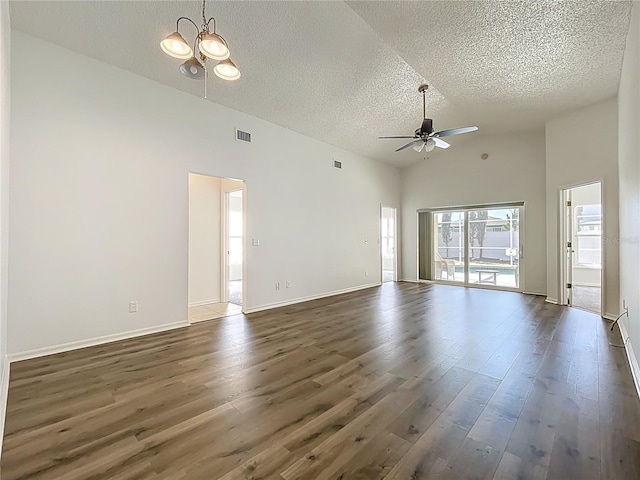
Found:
<box><xmin>413</xmin><ymin>138</ymin><xmax>436</xmax><ymax>152</ymax></box>
<box><xmin>161</xmin><ymin>0</ymin><xmax>240</xmax><ymax>82</ymax></box>
<box><xmin>379</xmin><ymin>84</ymin><xmax>478</xmax><ymax>154</ymax></box>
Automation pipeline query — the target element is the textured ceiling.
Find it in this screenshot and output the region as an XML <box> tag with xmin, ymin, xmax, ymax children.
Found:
<box><xmin>8</xmin><ymin>1</ymin><xmax>633</xmax><ymax>168</ymax></box>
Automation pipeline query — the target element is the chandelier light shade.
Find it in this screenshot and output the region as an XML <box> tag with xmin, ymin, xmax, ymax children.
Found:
<box><xmin>214</xmin><ymin>58</ymin><xmax>241</xmax><ymax>81</ymax></box>
<box><xmin>161</xmin><ymin>0</ymin><xmax>240</xmax><ymax>82</ymax></box>
<box><xmin>179</xmin><ymin>57</ymin><xmax>206</xmax><ymax>79</ymax></box>
<box><xmin>199</xmin><ymin>32</ymin><xmax>229</xmax><ymax>60</ymax></box>
<box><xmin>160</xmin><ymin>32</ymin><xmax>193</xmax><ymax>59</ymax></box>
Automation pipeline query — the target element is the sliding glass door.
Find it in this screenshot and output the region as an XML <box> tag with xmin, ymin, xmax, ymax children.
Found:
<box><xmin>431</xmin><ymin>206</ymin><xmax>521</xmax><ymax>290</ymax></box>
<box><xmin>434</xmin><ymin>211</ymin><xmax>465</xmax><ymax>283</ymax></box>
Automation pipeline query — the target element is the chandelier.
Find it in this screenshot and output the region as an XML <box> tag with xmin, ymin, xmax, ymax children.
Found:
<box><xmin>160</xmin><ymin>0</ymin><xmax>240</xmax><ymax>82</ymax></box>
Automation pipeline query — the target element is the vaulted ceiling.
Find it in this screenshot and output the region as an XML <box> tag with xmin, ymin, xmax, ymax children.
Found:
<box><xmin>9</xmin><ymin>1</ymin><xmax>633</xmax><ymax>167</ymax></box>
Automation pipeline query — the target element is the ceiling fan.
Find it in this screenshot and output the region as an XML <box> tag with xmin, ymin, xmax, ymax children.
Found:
<box><xmin>379</xmin><ymin>84</ymin><xmax>478</xmax><ymax>153</ymax></box>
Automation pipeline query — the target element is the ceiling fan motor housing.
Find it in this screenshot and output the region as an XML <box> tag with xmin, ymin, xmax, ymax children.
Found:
<box><xmin>418</xmin><ymin>118</ymin><xmax>433</xmax><ymax>137</ymax></box>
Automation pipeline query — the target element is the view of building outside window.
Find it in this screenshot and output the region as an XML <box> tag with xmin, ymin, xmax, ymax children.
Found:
<box><xmin>575</xmin><ymin>204</ymin><xmax>602</xmax><ymax>267</ymax></box>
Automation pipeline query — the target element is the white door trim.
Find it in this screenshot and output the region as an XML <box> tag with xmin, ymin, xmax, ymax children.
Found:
<box><xmin>558</xmin><ymin>180</ymin><xmax>604</xmax><ymax>316</ymax></box>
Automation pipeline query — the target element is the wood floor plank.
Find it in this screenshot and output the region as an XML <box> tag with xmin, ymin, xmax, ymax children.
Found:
<box><xmin>384</xmin><ymin>373</ymin><xmax>501</xmax><ymax>479</ymax></box>
<box><xmin>280</xmin><ymin>387</ymin><xmax>418</xmax><ymax>480</ymax></box>
<box><xmin>215</xmin><ymin>445</ymin><xmax>295</xmax><ymax>480</ymax></box>
<box><xmin>1</xmin><ymin>283</ymin><xmax>639</xmax><ymax>479</ymax></box>
<box><xmin>325</xmin><ymin>430</ymin><xmax>412</xmax><ymax>479</ymax></box>
<box><xmin>387</xmin><ymin>366</ymin><xmax>476</xmax><ymax>443</ymax></box>
<box><xmin>280</xmin><ymin>373</ymin><xmax>405</xmax><ymax>456</ymax></box>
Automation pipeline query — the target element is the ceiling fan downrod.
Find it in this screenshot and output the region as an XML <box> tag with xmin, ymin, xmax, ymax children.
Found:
<box><xmin>418</xmin><ymin>83</ymin><xmax>429</xmax><ymax>120</ymax></box>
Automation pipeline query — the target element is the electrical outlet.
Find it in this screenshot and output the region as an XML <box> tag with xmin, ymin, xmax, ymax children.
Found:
<box><xmin>286</xmin><ymin>281</ymin><xmax>291</xmax><ymax>288</ymax></box>
<box><xmin>129</xmin><ymin>301</ymin><xmax>139</xmax><ymax>313</ymax></box>
<box><xmin>275</xmin><ymin>282</ymin><xmax>280</xmax><ymax>291</ymax></box>
<box><xmin>623</xmin><ymin>299</ymin><xmax>627</xmax><ymax>310</ymax></box>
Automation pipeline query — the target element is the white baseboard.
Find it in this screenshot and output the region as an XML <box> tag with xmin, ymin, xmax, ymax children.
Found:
<box><xmin>188</xmin><ymin>298</ymin><xmax>220</xmax><ymax>308</ymax></box>
<box><xmin>0</xmin><ymin>356</ymin><xmax>9</xmax><ymax>459</ymax></box>
<box><xmin>618</xmin><ymin>320</ymin><xmax>640</xmax><ymax>400</ymax></box>
<box><xmin>545</xmin><ymin>297</ymin><xmax>558</xmax><ymax>305</ymax></box>
<box><xmin>603</xmin><ymin>313</ymin><xmax>618</xmax><ymax>321</ymax></box>
<box><xmin>523</xmin><ymin>290</ymin><xmax>546</xmax><ymax>296</ymax></box>
<box><xmin>8</xmin><ymin>320</ymin><xmax>189</xmax><ymax>362</ymax></box>
<box><xmin>244</xmin><ymin>282</ymin><xmax>381</xmax><ymax>314</ymax></box>
<box><xmin>399</xmin><ymin>278</ymin><xmax>420</xmax><ymax>283</ymax></box>
<box><xmin>573</xmin><ymin>282</ymin><xmax>601</xmax><ymax>287</ymax></box>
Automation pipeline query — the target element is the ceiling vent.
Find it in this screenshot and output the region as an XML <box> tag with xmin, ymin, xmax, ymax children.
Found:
<box><xmin>236</xmin><ymin>129</ymin><xmax>251</xmax><ymax>143</ymax></box>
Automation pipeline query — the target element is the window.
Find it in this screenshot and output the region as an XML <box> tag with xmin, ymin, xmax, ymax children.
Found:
<box><xmin>575</xmin><ymin>204</ymin><xmax>601</xmax><ymax>267</ymax></box>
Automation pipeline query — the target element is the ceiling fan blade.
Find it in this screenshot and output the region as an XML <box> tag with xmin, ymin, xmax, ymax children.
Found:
<box><xmin>378</xmin><ymin>135</ymin><xmax>417</xmax><ymax>139</ymax></box>
<box><xmin>395</xmin><ymin>139</ymin><xmax>422</xmax><ymax>152</ymax></box>
<box><xmin>432</xmin><ymin>137</ymin><xmax>450</xmax><ymax>149</ymax></box>
<box><xmin>433</xmin><ymin>126</ymin><xmax>478</xmax><ymax>138</ymax></box>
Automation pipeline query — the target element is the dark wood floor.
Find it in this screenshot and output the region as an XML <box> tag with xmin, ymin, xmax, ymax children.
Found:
<box><xmin>2</xmin><ymin>282</ymin><xmax>640</xmax><ymax>479</ymax></box>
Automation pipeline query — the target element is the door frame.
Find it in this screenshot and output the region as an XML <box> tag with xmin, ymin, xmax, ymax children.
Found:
<box><xmin>418</xmin><ymin>202</ymin><xmax>524</xmax><ymax>292</ymax></box>
<box><xmin>380</xmin><ymin>204</ymin><xmax>398</xmax><ymax>282</ymax></box>
<box><xmin>558</xmin><ymin>180</ymin><xmax>604</xmax><ymax>315</ymax></box>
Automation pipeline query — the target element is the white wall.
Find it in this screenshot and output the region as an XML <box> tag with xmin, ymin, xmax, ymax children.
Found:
<box><xmin>188</xmin><ymin>173</ymin><xmax>221</xmax><ymax>306</ymax></box>
<box><xmin>0</xmin><ymin>0</ymin><xmax>10</xmax><ymax>454</ymax></box>
<box><xmin>618</xmin><ymin>3</ymin><xmax>640</xmax><ymax>387</ymax></box>
<box><xmin>8</xmin><ymin>32</ymin><xmax>401</xmax><ymax>358</ymax></box>
<box><xmin>571</xmin><ymin>181</ymin><xmax>601</xmax><ymax>206</ymax></box>
<box><xmin>401</xmin><ymin>130</ymin><xmax>547</xmax><ymax>295</ymax></box>
<box><xmin>545</xmin><ymin>98</ymin><xmax>619</xmax><ymax>317</ymax></box>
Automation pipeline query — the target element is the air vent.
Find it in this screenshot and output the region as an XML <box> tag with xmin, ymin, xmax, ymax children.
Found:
<box><xmin>334</xmin><ymin>160</ymin><xmax>342</xmax><ymax>169</ymax></box>
<box><xmin>236</xmin><ymin>129</ymin><xmax>251</xmax><ymax>143</ymax></box>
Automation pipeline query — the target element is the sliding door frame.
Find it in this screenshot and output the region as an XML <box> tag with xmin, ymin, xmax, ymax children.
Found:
<box><xmin>418</xmin><ymin>202</ymin><xmax>525</xmax><ymax>293</ymax></box>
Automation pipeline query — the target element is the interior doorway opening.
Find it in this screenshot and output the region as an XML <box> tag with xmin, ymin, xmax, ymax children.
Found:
<box><xmin>187</xmin><ymin>173</ymin><xmax>245</xmax><ymax>324</ymax></box>
<box><xmin>225</xmin><ymin>189</ymin><xmax>243</xmax><ymax>306</ymax></box>
<box><xmin>561</xmin><ymin>182</ymin><xmax>602</xmax><ymax>315</ymax></box>
<box><xmin>381</xmin><ymin>205</ymin><xmax>397</xmax><ymax>283</ymax></box>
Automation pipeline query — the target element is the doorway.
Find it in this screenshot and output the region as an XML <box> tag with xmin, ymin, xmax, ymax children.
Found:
<box><xmin>225</xmin><ymin>189</ymin><xmax>243</xmax><ymax>305</ymax></box>
<box><xmin>561</xmin><ymin>182</ymin><xmax>602</xmax><ymax>315</ymax></box>
<box><xmin>381</xmin><ymin>206</ymin><xmax>397</xmax><ymax>282</ymax></box>
<box><xmin>187</xmin><ymin>173</ymin><xmax>245</xmax><ymax>323</ymax></box>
